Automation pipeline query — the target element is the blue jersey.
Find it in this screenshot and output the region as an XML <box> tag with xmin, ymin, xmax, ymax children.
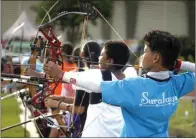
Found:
<box><xmin>100</xmin><ymin>72</ymin><xmax>194</xmax><ymax>137</ymax></box>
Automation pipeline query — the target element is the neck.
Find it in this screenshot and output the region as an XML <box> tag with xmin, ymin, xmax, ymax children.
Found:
<box><xmin>109</xmin><ymin>68</ymin><xmax>125</xmax><ymax>80</ymax></box>
<box><xmin>149</xmin><ymin>66</ymin><xmax>168</xmax><ymax>72</ymax></box>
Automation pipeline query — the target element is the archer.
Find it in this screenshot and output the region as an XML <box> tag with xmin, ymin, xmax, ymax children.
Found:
<box><xmin>44</xmin><ymin>40</ymin><xmax>138</xmax><ymax>137</ymax></box>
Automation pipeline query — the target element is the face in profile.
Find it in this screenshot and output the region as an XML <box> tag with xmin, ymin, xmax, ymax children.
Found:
<box><xmin>141</xmin><ymin>44</ymin><xmax>154</xmax><ymax>71</ymax></box>
<box><xmin>98</xmin><ymin>47</ymin><xmax>111</xmax><ymax>69</ymax></box>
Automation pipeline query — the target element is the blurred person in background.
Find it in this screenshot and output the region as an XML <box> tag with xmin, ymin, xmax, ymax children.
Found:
<box><xmin>1</xmin><ymin>55</ymin><xmax>15</xmax><ymax>93</ymax></box>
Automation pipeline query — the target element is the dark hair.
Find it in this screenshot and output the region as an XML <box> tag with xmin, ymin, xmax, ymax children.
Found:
<box><xmin>62</xmin><ymin>43</ymin><xmax>74</xmax><ymax>64</ymax></box>
<box><xmin>83</xmin><ymin>41</ymin><xmax>101</xmax><ymax>68</ymax></box>
<box><xmin>73</xmin><ymin>47</ymin><xmax>80</xmax><ymax>58</ymax></box>
<box><xmin>72</xmin><ymin>47</ymin><xmax>84</xmax><ymax>67</ymax></box>
<box><xmin>143</xmin><ymin>30</ymin><xmax>182</xmax><ymax>68</ymax></box>
<box><xmin>104</xmin><ymin>41</ymin><xmax>130</xmax><ymax>70</ymax></box>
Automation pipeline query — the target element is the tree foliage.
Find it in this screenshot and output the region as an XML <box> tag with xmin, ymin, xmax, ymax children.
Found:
<box><xmin>31</xmin><ymin>0</ymin><xmax>113</xmax><ymax>44</ymax></box>
<box><xmin>178</xmin><ymin>36</ymin><xmax>195</xmax><ymax>62</ymax></box>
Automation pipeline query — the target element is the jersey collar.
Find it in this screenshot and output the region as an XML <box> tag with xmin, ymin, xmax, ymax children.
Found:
<box><xmin>146</xmin><ymin>71</ymin><xmax>170</xmax><ymax>80</ymax></box>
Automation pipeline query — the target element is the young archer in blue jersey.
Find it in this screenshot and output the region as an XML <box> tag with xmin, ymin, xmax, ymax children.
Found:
<box><xmin>43</xmin><ymin>30</ymin><xmax>195</xmax><ymax>137</ymax></box>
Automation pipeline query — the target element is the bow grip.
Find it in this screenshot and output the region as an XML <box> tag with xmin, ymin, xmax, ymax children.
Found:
<box><xmin>31</xmin><ymin>91</ymin><xmax>46</xmax><ymax>105</ymax></box>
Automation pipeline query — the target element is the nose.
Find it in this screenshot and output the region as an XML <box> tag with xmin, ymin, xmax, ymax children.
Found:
<box><xmin>98</xmin><ymin>56</ymin><xmax>101</xmax><ymax>62</ymax></box>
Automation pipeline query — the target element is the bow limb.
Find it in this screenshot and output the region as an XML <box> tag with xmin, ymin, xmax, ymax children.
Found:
<box><xmin>33</xmin><ymin>0</ymin><xmax>59</xmax><ymax>42</ymax></box>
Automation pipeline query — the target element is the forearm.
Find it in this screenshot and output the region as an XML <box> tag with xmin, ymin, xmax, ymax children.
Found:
<box><xmin>62</xmin><ymin>70</ymin><xmax>102</xmax><ymax>93</ymax></box>
<box><xmin>51</xmin><ymin>96</ymin><xmax>74</xmax><ymax>104</ymax></box>
<box><xmin>63</xmin><ymin>96</ymin><xmax>74</xmax><ymax>104</ymax></box>
<box><xmin>44</xmin><ymin>63</ymin><xmax>102</xmax><ymax>93</ymax></box>
<box><xmin>58</xmin><ymin>103</ymin><xmax>84</xmax><ymax>114</ymax></box>
<box><xmin>58</xmin><ymin>102</ymin><xmax>72</xmax><ymax>112</ymax></box>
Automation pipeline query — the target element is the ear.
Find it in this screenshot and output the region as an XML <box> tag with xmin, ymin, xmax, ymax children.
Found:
<box><xmin>152</xmin><ymin>53</ymin><xmax>160</xmax><ymax>63</ymax></box>
<box><xmin>108</xmin><ymin>58</ymin><xmax>114</xmax><ymax>64</ymax></box>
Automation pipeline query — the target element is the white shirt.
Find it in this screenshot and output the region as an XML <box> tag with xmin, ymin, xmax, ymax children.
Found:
<box><xmin>81</xmin><ymin>67</ymin><xmax>137</xmax><ymax>137</ymax></box>
<box><xmin>123</xmin><ymin>67</ymin><xmax>138</xmax><ymax>78</ymax></box>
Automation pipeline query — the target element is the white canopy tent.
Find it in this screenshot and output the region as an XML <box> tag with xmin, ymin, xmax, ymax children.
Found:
<box><xmin>2</xmin><ymin>11</ymin><xmax>39</xmax><ymax>41</ymax></box>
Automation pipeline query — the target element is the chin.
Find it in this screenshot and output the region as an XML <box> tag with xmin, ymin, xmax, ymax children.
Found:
<box><xmin>98</xmin><ymin>64</ymin><xmax>102</xmax><ymax>69</ymax></box>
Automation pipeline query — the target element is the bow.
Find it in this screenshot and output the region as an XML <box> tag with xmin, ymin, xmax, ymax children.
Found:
<box><xmin>29</xmin><ymin>2</ymin><xmax>97</xmax><ymax>137</ymax></box>
<box><xmin>21</xmin><ymin>1</ymin><xmax>60</xmax><ymax>137</ymax></box>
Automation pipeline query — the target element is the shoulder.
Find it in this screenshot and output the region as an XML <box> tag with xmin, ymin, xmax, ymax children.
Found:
<box><xmin>170</xmin><ymin>71</ymin><xmax>194</xmax><ymax>79</ymax></box>
<box><xmin>124</xmin><ymin>76</ymin><xmax>145</xmax><ymax>83</ymax></box>
<box><xmin>170</xmin><ymin>71</ymin><xmax>195</xmax><ymax>85</ymax></box>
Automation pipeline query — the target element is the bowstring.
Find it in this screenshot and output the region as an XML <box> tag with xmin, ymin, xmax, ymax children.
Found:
<box><xmin>70</xmin><ymin>16</ymin><xmax>89</xmax><ymax>137</ymax></box>
<box><xmin>75</xmin><ymin>16</ymin><xmax>89</xmax><ymax>116</ymax></box>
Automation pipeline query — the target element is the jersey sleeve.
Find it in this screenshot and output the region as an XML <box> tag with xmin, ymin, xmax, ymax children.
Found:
<box><xmin>100</xmin><ymin>77</ymin><xmax>140</xmax><ymax>108</ymax></box>
<box><xmin>174</xmin><ymin>72</ymin><xmax>195</xmax><ymax>98</ymax></box>
<box><xmin>63</xmin><ymin>69</ymin><xmax>102</xmax><ymax>93</ymax></box>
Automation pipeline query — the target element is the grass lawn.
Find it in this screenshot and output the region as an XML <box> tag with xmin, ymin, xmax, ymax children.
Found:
<box><xmin>169</xmin><ymin>99</ymin><xmax>195</xmax><ymax>137</ymax></box>
<box><xmin>1</xmin><ymin>93</ymin><xmax>30</xmax><ymax>137</ymax></box>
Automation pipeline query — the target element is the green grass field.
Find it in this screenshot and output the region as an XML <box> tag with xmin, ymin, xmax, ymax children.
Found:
<box><xmin>169</xmin><ymin>99</ymin><xmax>195</xmax><ymax>137</ymax></box>
<box><xmin>1</xmin><ymin>93</ymin><xmax>30</xmax><ymax>137</ymax></box>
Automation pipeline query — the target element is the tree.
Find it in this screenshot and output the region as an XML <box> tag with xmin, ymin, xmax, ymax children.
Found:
<box><xmin>31</xmin><ymin>0</ymin><xmax>113</xmax><ymax>45</ymax></box>
<box><xmin>178</xmin><ymin>36</ymin><xmax>195</xmax><ymax>62</ymax></box>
